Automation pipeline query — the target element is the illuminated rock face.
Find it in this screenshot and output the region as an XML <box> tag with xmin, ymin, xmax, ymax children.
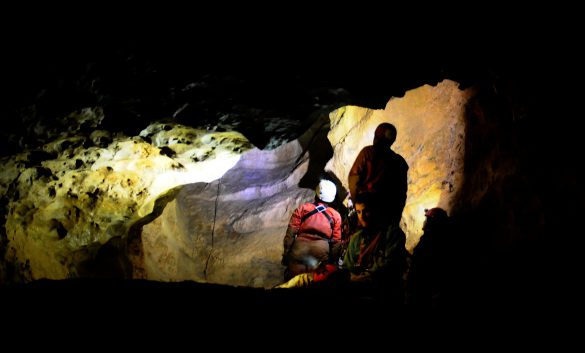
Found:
<box><xmin>142</xmin><ymin>80</ymin><xmax>471</xmax><ymax>287</ymax></box>
<box><xmin>1</xmin><ymin>80</ymin><xmax>471</xmax><ymax>285</ymax></box>
<box><xmin>1</xmin><ymin>113</ymin><xmax>252</xmax><ymax>280</ymax></box>
<box><xmin>141</xmin><ymin>116</ymin><xmax>332</xmax><ymax>287</ymax></box>
<box><xmin>327</xmin><ymin>80</ymin><xmax>471</xmax><ymax>251</ymax></box>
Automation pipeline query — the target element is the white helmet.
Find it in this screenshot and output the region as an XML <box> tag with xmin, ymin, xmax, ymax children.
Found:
<box><xmin>316</xmin><ymin>179</ymin><xmax>336</xmax><ymax>203</ymax></box>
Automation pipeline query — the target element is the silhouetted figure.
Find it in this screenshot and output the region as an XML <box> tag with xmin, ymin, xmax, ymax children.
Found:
<box><xmin>348</xmin><ymin>123</ymin><xmax>408</xmax><ymax>226</ymax></box>
<box><xmin>342</xmin><ymin>192</ymin><xmax>408</xmax><ymax>305</ymax></box>
<box><xmin>406</xmin><ymin>207</ymin><xmax>450</xmax><ymax>309</ymax></box>
<box><xmin>281</xmin><ymin>179</ymin><xmax>342</xmax><ymax>281</ymax></box>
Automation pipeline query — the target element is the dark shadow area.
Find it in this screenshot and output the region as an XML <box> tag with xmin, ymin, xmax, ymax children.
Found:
<box><xmin>75</xmin><ymin>186</ymin><xmax>182</xmax><ymax>280</ymax></box>
<box><xmin>0</xmin><ymin>23</ymin><xmax>471</xmax><ymax>156</ymax></box>
<box><xmin>0</xmin><ymin>278</ymin><xmax>405</xmax><ymax>325</ymax></box>
<box><xmin>76</xmin><ymin>237</ymin><xmax>131</xmax><ymax>279</ymax></box>
<box><xmin>297</xmin><ymin>114</ymin><xmax>335</xmax><ymax>190</ymax></box>
<box><xmin>447</xmin><ymin>77</ymin><xmax>582</xmax><ymax>312</ymax></box>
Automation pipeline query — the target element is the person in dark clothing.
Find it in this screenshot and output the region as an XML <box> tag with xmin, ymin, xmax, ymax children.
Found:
<box><xmin>406</xmin><ymin>207</ymin><xmax>451</xmax><ymax>309</ymax></box>
<box><xmin>348</xmin><ymin>122</ymin><xmax>408</xmax><ymax>226</ymax></box>
<box><xmin>342</xmin><ymin>192</ymin><xmax>408</xmax><ymax>305</ymax></box>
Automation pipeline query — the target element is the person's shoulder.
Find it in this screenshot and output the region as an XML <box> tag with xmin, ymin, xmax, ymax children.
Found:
<box><xmin>389</xmin><ymin>148</ymin><xmax>406</xmax><ymax>159</ymax></box>
<box><xmin>390</xmin><ymin>149</ymin><xmax>408</xmax><ymax>167</ymax></box>
<box><xmin>350</xmin><ymin>229</ymin><xmax>363</xmax><ymax>241</ymax></box>
<box><xmin>328</xmin><ymin>206</ymin><xmax>341</xmax><ymax>215</ymax></box>
<box><xmin>295</xmin><ymin>202</ymin><xmax>311</xmax><ymax>212</ymax></box>
<box><xmin>362</xmin><ymin>145</ymin><xmax>375</xmax><ymax>153</ymax></box>
<box><xmin>354</xmin><ymin>145</ymin><xmax>374</xmax><ymax>158</ymax></box>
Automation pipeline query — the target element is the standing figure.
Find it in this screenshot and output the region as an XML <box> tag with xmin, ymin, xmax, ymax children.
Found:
<box><xmin>348</xmin><ymin>123</ymin><xmax>408</xmax><ymax>225</ymax></box>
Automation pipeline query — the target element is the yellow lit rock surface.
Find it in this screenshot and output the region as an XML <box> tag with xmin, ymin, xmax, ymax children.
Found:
<box><xmin>141</xmin><ymin>118</ymin><xmax>328</xmax><ymax>287</ymax></box>
<box><xmin>2</xmin><ymin>80</ymin><xmax>472</xmax><ymax>284</ymax></box>
<box><xmin>327</xmin><ymin>80</ymin><xmax>472</xmax><ymax>251</ymax></box>
<box><xmin>1</xmin><ymin>119</ymin><xmax>252</xmax><ymax>280</ymax></box>
<box><xmin>142</xmin><ymin>81</ymin><xmax>471</xmax><ymax>287</ymax></box>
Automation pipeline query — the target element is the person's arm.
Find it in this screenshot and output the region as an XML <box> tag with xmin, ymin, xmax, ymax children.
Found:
<box><xmin>369</xmin><ymin>225</ymin><xmax>407</xmax><ymax>277</ymax></box>
<box><xmin>342</xmin><ymin>232</ymin><xmax>360</xmax><ymax>274</ymax></box>
<box><xmin>326</xmin><ymin>211</ymin><xmax>344</xmax><ymax>263</ymax></box>
<box><xmin>343</xmin><ymin>232</ymin><xmax>376</xmax><ymax>282</ymax></box>
<box><xmin>331</xmin><ymin>211</ymin><xmax>342</xmax><ymax>242</ymax></box>
<box><xmin>282</xmin><ymin>206</ymin><xmax>302</xmax><ymax>262</ymax></box>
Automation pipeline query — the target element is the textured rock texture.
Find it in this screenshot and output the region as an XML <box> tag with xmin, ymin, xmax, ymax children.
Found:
<box><xmin>142</xmin><ymin>80</ymin><xmax>471</xmax><ymax>287</ymax></box>
<box><xmin>327</xmin><ymin>80</ymin><xmax>470</xmax><ymax>250</ymax></box>
<box><xmin>142</xmin><ymin>115</ymin><xmax>333</xmax><ymax>287</ymax></box>
<box><xmin>1</xmin><ymin>112</ymin><xmax>252</xmax><ymax>280</ymax></box>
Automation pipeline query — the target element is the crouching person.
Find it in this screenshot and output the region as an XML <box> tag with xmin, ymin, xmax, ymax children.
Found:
<box><xmin>279</xmin><ymin>179</ymin><xmax>342</xmax><ymax>285</ymax></box>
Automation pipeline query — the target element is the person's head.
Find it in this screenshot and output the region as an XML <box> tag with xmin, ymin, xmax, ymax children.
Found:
<box><xmin>315</xmin><ymin>179</ymin><xmax>336</xmax><ymax>203</ymax></box>
<box><xmin>354</xmin><ymin>192</ymin><xmax>384</xmax><ymax>229</ymax></box>
<box><xmin>373</xmin><ymin>123</ymin><xmax>397</xmax><ymax>148</ymax></box>
<box><xmin>423</xmin><ymin>207</ymin><xmax>448</xmax><ymax>231</ymax></box>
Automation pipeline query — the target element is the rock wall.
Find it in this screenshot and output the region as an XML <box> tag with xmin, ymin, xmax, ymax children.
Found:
<box><xmin>326</xmin><ymin>80</ymin><xmax>471</xmax><ymax>250</ymax></box>
<box><xmin>141</xmin><ymin>116</ymin><xmax>332</xmax><ymax>287</ymax></box>
<box><xmin>1</xmin><ymin>114</ymin><xmax>252</xmax><ymax>281</ymax></box>
<box><xmin>142</xmin><ymin>80</ymin><xmax>472</xmax><ymax>286</ymax></box>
